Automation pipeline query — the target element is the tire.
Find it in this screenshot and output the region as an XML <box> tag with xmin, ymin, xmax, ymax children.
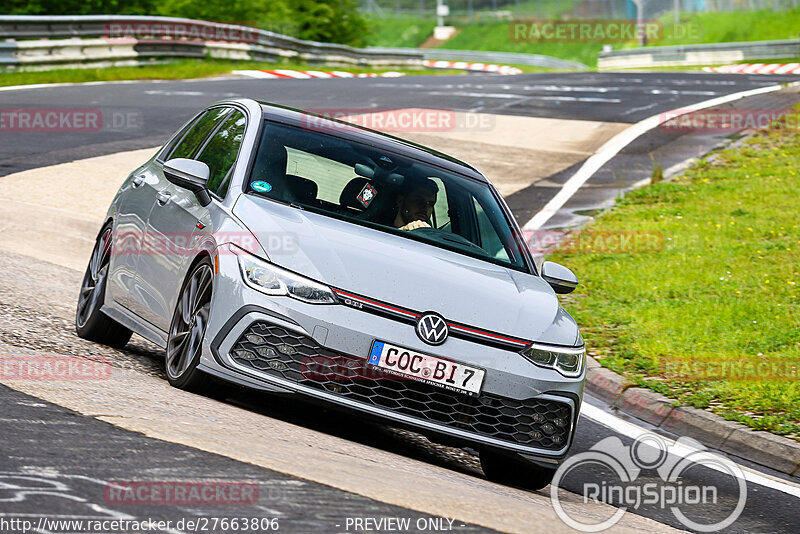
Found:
<box><xmin>165</xmin><ymin>257</ymin><xmax>215</xmax><ymax>393</ymax></box>
<box><xmin>76</xmin><ymin>224</ymin><xmax>132</xmax><ymax>349</ymax></box>
<box><xmin>480</xmin><ymin>450</ymin><xmax>557</xmax><ymax>490</ymax></box>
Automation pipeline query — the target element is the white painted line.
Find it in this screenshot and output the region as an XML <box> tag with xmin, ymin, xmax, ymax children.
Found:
<box><xmin>523</xmin><ymin>81</ymin><xmax>800</xmax><ymax>230</ymax></box>
<box><xmin>581</xmin><ymin>403</ymin><xmax>800</xmax><ymax>499</ymax></box>
<box><xmin>143</xmin><ymin>90</ymin><xmax>204</xmax><ymax>96</ymax></box>
<box><xmin>428</xmin><ymin>90</ymin><xmax>524</xmax><ymax>99</ymax></box>
<box><xmin>0</xmin><ymin>79</ymin><xmax>169</xmax><ymax>92</ymax></box>
<box><xmin>529</xmin><ymin>95</ymin><xmax>622</xmax><ymax>103</ymax></box>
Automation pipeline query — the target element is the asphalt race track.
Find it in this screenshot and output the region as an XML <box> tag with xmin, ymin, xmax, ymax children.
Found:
<box><xmin>1</xmin><ymin>71</ymin><xmax>800</xmax><ymax>533</ymax></box>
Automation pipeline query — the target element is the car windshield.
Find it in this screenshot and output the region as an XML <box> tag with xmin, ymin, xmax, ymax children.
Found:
<box><xmin>246</xmin><ymin>120</ymin><xmax>530</xmax><ymax>272</ymax></box>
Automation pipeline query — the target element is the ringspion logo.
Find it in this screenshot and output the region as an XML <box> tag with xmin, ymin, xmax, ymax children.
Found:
<box><xmin>551</xmin><ymin>433</ymin><xmax>746</xmax><ymax>532</ymax></box>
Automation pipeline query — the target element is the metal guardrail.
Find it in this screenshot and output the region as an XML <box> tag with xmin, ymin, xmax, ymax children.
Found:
<box><xmin>598</xmin><ymin>39</ymin><xmax>800</xmax><ymax>70</ymax></box>
<box><xmin>371</xmin><ymin>47</ymin><xmax>589</xmax><ymax>70</ymax></box>
<box><xmin>0</xmin><ymin>15</ymin><xmax>424</xmax><ymax>69</ymax></box>
<box><xmin>0</xmin><ymin>15</ymin><xmax>584</xmax><ymax>72</ymax></box>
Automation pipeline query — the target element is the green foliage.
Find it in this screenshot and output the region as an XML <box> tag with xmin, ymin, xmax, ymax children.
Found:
<box><xmin>156</xmin><ymin>0</ymin><xmax>290</xmax><ymax>25</ymax></box>
<box><xmin>288</xmin><ymin>0</ymin><xmax>369</xmax><ymax>46</ymax></box>
<box><xmin>3</xmin><ymin>0</ymin><xmax>155</xmax><ymax>15</ymax></box>
<box><xmin>5</xmin><ymin>0</ymin><xmax>370</xmax><ymax>46</ymax></box>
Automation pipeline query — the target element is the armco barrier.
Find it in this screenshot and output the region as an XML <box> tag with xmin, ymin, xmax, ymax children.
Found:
<box><xmin>0</xmin><ymin>15</ymin><xmax>423</xmax><ymax>69</ymax></box>
<box><xmin>598</xmin><ymin>38</ymin><xmax>800</xmax><ymax>70</ymax></box>
<box><xmin>0</xmin><ymin>15</ymin><xmax>584</xmax><ymax>72</ymax></box>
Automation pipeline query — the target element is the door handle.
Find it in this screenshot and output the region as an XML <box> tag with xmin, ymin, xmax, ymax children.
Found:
<box><xmin>156</xmin><ymin>191</ymin><xmax>172</xmax><ymax>206</ymax></box>
<box><xmin>131</xmin><ymin>175</ymin><xmax>145</xmax><ymax>188</ymax></box>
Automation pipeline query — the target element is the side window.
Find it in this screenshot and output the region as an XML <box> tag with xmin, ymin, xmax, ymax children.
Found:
<box><xmin>166</xmin><ymin>107</ymin><xmax>231</xmax><ymax>161</ymax></box>
<box><xmin>473</xmin><ymin>197</ymin><xmax>509</xmax><ymax>261</ymax></box>
<box><xmin>429</xmin><ymin>177</ymin><xmax>450</xmax><ymax>230</ymax></box>
<box><xmin>195</xmin><ymin>110</ymin><xmax>246</xmax><ymax>198</ymax></box>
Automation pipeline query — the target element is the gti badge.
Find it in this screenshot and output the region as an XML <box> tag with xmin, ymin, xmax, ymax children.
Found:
<box><xmin>416</xmin><ymin>313</ymin><xmax>448</xmax><ymax>345</ymax></box>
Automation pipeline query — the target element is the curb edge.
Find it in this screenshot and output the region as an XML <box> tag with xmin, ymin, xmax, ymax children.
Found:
<box><xmin>585</xmin><ymin>356</ymin><xmax>800</xmax><ymax>478</ymax></box>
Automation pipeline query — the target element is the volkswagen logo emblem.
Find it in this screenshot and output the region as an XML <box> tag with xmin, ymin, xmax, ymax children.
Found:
<box><xmin>416</xmin><ymin>313</ymin><xmax>448</xmax><ymax>345</ymax></box>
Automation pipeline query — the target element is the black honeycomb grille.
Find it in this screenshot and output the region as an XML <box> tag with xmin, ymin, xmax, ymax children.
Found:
<box><xmin>229</xmin><ymin>322</ymin><xmax>572</xmax><ymax>450</ymax></box>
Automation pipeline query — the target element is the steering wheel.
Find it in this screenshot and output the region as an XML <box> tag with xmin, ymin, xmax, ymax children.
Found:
<box><xmin>409</xmin><ymin>226</ymin><xmax>486</xmax><ymax>251</ymax></box>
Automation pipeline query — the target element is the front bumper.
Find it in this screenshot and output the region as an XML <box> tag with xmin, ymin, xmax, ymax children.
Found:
<box><xmin>200</xmin><ymin>249</ymin><xmax>585</xmax><ymax>461</ymax></box>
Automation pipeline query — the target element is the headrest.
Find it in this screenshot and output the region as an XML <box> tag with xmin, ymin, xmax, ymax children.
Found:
<box><xmin>286</xmin><ymin>174</ymin><xmax>318</xmax><ymax>203</ymax></box>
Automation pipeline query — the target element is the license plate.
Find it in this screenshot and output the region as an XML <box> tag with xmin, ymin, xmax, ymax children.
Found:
<box><xmin>367</xmin><ymin>341</ymin><xmax>485</xmax><ymax>396</ymax></box>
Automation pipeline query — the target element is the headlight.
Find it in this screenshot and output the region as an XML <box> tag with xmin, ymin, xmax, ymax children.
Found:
<box><xmin>520</xmin><ymin>343</ymin><xmax>585</xmax><ymax>378</ymax></box>
<box><xmin>230</xmin><ymin>245</ymin><xmax>337</xmax><ymax>304</ymax></box>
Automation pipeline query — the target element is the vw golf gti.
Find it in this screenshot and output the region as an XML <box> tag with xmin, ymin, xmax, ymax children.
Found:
<box><xmin>76</xmin><ymin>99</ymin><xmax>585</xmax><ymax>489</ymax></box>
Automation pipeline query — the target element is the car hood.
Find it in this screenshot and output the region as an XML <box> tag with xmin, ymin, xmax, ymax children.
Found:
<box><xmin>233</xmin><ymin>195</ymin><xmax>564</xmax><ymax>342</ymax></box>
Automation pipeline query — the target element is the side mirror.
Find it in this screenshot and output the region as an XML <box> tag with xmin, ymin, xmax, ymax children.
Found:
<box><xmin>163</xmin><ymin>158</ymin><xmax>212</xmax><ymax>207</ymax></box>
<box><xmin>542</xmin><ymin>261</ymin><xmax>578</xmax><ymax>294</ymax></box>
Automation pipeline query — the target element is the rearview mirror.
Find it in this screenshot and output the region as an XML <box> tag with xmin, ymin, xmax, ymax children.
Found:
<box><xmin>163</xmin><ymin>158</ymin><xmax>212</xmax><ymax>206</ymax></box>
<box><xmin>541</xmin><ymin>261</ymin><xmax>578</xmax><ymax>294</ymax></box>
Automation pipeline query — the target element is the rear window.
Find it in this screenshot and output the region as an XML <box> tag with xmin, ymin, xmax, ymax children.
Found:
<box><xmin>247</xmin><ymin>121</ymin><xmax>529</xmax><ymax>272</ymax></box>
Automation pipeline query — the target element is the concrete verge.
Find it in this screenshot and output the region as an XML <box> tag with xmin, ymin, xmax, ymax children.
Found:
<box><xmin>585</xmin><ymin>356</ymin><xmax>800</xmax><ymax>478</ymax></box>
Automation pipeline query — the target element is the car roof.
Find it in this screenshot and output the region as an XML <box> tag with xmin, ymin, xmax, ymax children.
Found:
<box><xmin>252</xmin><ymin>100</ymin><xmax>488</xmax><ymax>183</ymax></box>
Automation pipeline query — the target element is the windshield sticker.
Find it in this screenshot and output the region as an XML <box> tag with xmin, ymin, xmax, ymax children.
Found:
<box><xmin>357</xmin><ymin>183</ymin><xmax>378</xmax><ymax>208</ymax></box>
<box><xmin>251</xmin><ymin>181</ymin><xmax>272</xmax><ymax>193</ymax></box>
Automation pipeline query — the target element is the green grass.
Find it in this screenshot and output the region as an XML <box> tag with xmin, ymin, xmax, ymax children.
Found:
<box><xmin>437</xmin><ymin>20</ymin><xmax>602</xmax><ymax>67</ymax></box>
<box><xmin>653</xmin><ymin>9</ymin><xmax>800</xmax><ymax>47</ymax></box>
<box><xmin>364</xmin><ymin>8</ymin><xmax>800</xmax><ymax>68</ymax></box>
<box><xmin>0</xmin><ymin>58</ymin><xmax>519</xmax><ymax>88</ymax></box>
<box><xmin>364</xmin><ymin>16</ymin><xmax>437</xmax><ymax>48</ymax></box>
<box><xmin>550</xmin><ymin>111</ymin><xmax>800</xmax><ymax>439</ymax></box>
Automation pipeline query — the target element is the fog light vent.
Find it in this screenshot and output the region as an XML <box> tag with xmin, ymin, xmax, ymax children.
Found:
<box><xmin>276</xmin><ymin>343</ymin><xmax>297</xmax><ymax>355</ymax></box>
<box><xmin>234</xmin><ymin>349</ymin><xmax>257</xmax><ymax>360</ymax></box>
<box><xmin>256</xmin><ymin>346</ymin><xmax>277</xmax><ymax>358</ymax></box>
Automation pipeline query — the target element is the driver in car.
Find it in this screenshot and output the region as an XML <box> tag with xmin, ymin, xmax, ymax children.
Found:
<box><xmin>394</xmin><ymin>178</ymin><xmax>438</xmax><ymax>231</ymax></box>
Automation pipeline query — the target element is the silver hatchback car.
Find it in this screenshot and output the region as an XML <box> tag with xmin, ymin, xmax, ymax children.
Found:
<box><xmin>76</xmin><ymin>98</ymin><xmax>585</xmax><ymax>489</ymax></box>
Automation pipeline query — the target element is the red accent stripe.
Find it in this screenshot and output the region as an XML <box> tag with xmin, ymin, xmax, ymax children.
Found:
<box><xmin>265</xmin><ymin>71</ymin><xmax>295</xmax><ymax>78</ymax></box>
<box><xmin>332</xmin><ymin>289</ymin><xmax>421</xmax><ymax>318</ymax></box>
<box><xmin>333</xmin><ymin>289</ymin><xmax>529</xmax><ymax>346</ymax></box>
<box><xmin>448</xmin><ymin>323</ymin><xmax>527</xmax><ymax>345</ymax></box>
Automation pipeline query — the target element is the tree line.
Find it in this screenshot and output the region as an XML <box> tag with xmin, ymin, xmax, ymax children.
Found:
<box><xmin>3</xmin><ymin>0</ymin><xmax>369</xmax><ymax>46</ymax></box>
